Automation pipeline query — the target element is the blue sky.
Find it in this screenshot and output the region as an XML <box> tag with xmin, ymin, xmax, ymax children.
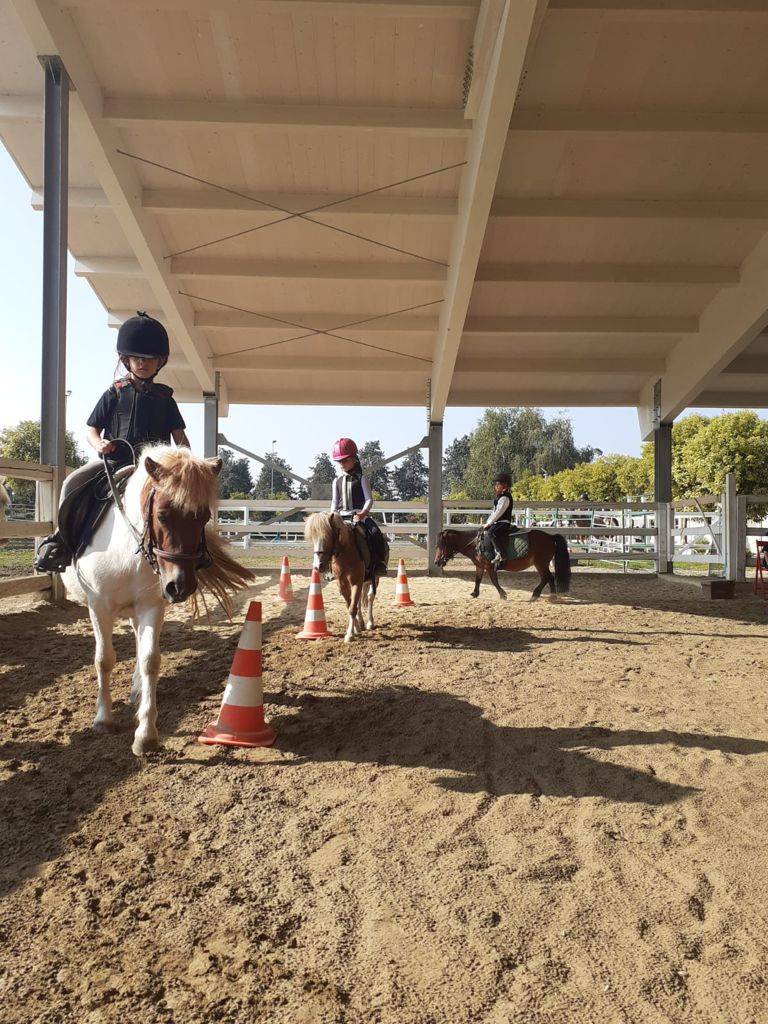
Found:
<box><xmin>1</xmin><ymin>142</ymin><xmax>757</xmax><ymax>478</ymax></box>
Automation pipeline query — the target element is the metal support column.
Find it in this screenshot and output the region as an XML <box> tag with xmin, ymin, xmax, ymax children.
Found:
<box><xmin>654</xmin><ymin>422</ymin><xmax>673</xmax><ymax>573</ymax></box>
<box><xmin>40</xmin><ymin>57</ymin><xmax>69</xmax><ymax>480</ymax></box>
<box><xmin>723</xmin><ymin>472</ymin><xmax>739</xmax><ymax>582</ymax></box>
<box><xmin>427</xmin><ymin>421</ymin><xmax>443</xmax><ymax>576</ymax></box>
<box><xmin>203</xmin><ymin>372</ymin><xmax>219</xmax><ymax>459</ymax></box>
<box><xmin>39</xmin><ymin>56</ymin><xmax>69</xmax><ymax>601</ymax></box>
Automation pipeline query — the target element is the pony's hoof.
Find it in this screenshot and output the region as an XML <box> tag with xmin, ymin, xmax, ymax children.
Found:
<box><xmin>93</xmin><ymin>719</ymin><xmax>117</xmax><ymax>734</ymax></box>
<box><xmin>498</xmin><ymin>592</ymin><xmax>507</xmax><ymax>601</ymax></box>
<box><xmin>365</xmin><ymin>622</ymin><xmax>374</xmax><ymax>631</ymax></box>
<box><xmin>470</xmin><ymin>592</ymin><xmax>479</xmax><ymax>599</ymax></box>
<box><xmin>132</xmin><ymin>734</ymin><xmax>160</xmax><ymax>756</ymax></box>
<box><xmin>343</xmin><ymin>635</ymin><xmax>354</xmax><ymax>644</ymax></box>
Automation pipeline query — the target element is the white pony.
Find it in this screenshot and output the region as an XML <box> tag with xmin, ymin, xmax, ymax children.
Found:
<box><xmin>63</xmin><ymin>445</ymin><xmax>252</xmax><ymax>755</ymax></box>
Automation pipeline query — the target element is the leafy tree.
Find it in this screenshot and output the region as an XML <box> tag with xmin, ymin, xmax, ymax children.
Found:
<box><xmin>307</xmin><ymin>452</ymin><xmax>336</xmax><ymax>499</ymax></box>
<box><xmin>358</xmin><ymin>440</ymin><xmax>394</xmax><ymax>499</ymax></box>
<box><xmin>443</xmin><ymin>434</ymin><xmax>471</xmax><ymax>495</ymax></box>
<box><xmin>217</xmin><ymin>448</ymin><xmax>254</xmax><ymax>499</ymax></box>
<box><xmin>462</xmin><ymin>408</ymin><xmax>597</xmax><ymax>499</ymax></box>
<box><xmin>253</xmin><ymin>455</ymin><xmax>295</xmax><ymax>500</ymax></box>
<box><xmin>392</xmin><ymin>450</ymin><xmax>428</xmax><ymax>501</ymax></box>
<box><xmin>0</xmin><ymin>419</ymin><xmax>86</xmax><ymax>502</ymax></box>
<box><xmin>672</xmin><ymin>411</ymin><xmax>768</xmax><ymax>497</ymax></box>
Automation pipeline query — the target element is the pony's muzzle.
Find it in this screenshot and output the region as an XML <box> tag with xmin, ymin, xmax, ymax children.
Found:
<box><xmin>162</xmin><ymin>569</ymin><xmax>197</xmax><ymax>603</ymax></box>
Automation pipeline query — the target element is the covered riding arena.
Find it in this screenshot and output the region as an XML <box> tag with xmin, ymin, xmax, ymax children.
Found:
<box><xmin>2</xmin><ymin>0</ymin><xmax>768</xmax><ymax>1021</ymax></box>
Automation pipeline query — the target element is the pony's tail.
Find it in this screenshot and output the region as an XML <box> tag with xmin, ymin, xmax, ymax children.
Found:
<box><xmin>187</xmin><ymin>527</ymin><xmax>255</xmax><ymax>620</ymax></box>
<box><xmin>553</xmin><ymin>534</ymin><xmax>571</xmax><ymax>594</ymax></box>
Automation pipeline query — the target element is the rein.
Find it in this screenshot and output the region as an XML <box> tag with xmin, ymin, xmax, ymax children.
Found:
<box><xmin>102</xmin><ymin>451</ymin><xmax>211</xmax><ymax>576</ymax></box>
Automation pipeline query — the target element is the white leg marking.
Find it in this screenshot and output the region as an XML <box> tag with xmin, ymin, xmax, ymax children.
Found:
<box><xmin>89</xmin><ymin>602</ymin><xmax>116</xmax><ymax>733</ymax></box>
<box><xmin>132</xmin><ymin>605</ymin><xmax>164</xmax><ymax>756</ymax></box>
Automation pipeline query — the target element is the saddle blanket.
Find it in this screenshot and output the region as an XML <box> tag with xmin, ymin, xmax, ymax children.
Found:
<box><xmin>479</xmin><ymin>528</ymin><xmax>530</xmax><ymax>563</ymax></box>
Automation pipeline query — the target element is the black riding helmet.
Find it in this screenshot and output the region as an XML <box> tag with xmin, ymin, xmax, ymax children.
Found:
<box><xmin>117</xmin><ymin>311</ymin><xmax>169</xmax><ymax>377</ymax></box>
<box><xmin>493</xmin><ymin>472</ymin><xmax>511</xmax><ymax>488</ymax></box>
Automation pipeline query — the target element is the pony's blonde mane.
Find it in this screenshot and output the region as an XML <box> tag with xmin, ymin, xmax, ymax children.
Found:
<box><xmin>305</xmin><ymin>511</ymin><xmax>339</xmax><ymax>548</ymax></box>
<box><xmin>138</xmin><ymin>445</ymin><xmax>219</xmax><ymax>515</ymax></box>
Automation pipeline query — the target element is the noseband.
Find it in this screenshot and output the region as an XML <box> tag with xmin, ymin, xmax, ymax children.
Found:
<box><xmin>139</xmin><ymin>487</ymin><xmax>211</xmax><ymax>575</ymax></box>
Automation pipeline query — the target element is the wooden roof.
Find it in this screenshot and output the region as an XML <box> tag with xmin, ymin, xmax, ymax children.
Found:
<box><xmin>2</xmin><ymin>0</ymin><xmax>768</xmax><ymax>434</ymax></box>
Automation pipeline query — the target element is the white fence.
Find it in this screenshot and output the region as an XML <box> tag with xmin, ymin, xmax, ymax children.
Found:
<box><xmin>216</xmin><ymin>497</ymin><xmax>663</xmax><ymax>567</ymax></box>
<box><xmin>0</xmin><ymin>457</ymin><xmax>59</xmax><ymax>600</ymax></box>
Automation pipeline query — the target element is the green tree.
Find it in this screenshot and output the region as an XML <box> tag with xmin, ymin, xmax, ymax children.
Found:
<box><xmin>674</xmin><ymin>411</ymin><xmax>768</xmax><ymax>497</ymax></box>
<box><xmin>463</xmin><ymin>408</ymin><xmax>597</xmax><ymax>499</ymax></box>
<box><xmin>217</xmin><ymin>448</ymin><xmax>254</xmax><ymax>499</ymax></box>
<box><xmin>392</xmin><ymin>450</ymin><xmax>428</xmax><ymax>501</ymax></box>
<box><xmin>0</xmin><ymin>419</ymin><xmax>86</xmax><ymax>502</ymax></box>
<box><xmin>253</xmin><ymin>455</ymin><xmax>295</xmax><ymax>500</ymax></box>
<box><xmin>307</xmin><ymin>452</ymin><xmax>336</xmax><ymax>499</ymax></box>
<box><xmin>358</xmin><ymin>440</ymin><xmax>394</xmax><ymax>499</ymax></box>
<box><xmin>443</xmin><ymin>434</ymin><xmax>471</xmax><ymax>495</ymax></box>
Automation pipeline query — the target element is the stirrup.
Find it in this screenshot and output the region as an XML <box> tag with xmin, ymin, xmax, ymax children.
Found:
<box><xmin>34</xmin><ymin>534</ymin><xmax>72</xmax><ymax>574</ymax></box>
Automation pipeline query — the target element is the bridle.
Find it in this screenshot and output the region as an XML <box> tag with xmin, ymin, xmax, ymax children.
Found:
<box><xmin>435</xmin><ymin>529</ymin><xmax>478</xmax><ymax>568</ymax></box>
<box><xmin>138</xmin><ymin>487</ymin><xmax>212</xmax><ymax>575</ymax></box>
<box><xmin>102</xmin><ymin>448</ymin><xmax>211</xmax><ymax>576</ymax></box>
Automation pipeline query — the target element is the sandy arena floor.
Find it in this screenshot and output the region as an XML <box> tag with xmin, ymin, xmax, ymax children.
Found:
<box><xmin>1</xmin><ymin>570</ymin><xmax>768</xmax><ymax>1024</ymax></box>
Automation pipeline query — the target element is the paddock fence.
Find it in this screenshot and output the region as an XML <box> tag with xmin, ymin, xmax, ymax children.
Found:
<box><xmin>0</xmin><ymin>457</ymin><xmax>59</xmax><ymax>600</ymax></box>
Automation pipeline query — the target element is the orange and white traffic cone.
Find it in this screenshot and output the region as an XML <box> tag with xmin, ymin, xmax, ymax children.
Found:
<box><xmin>297</xmin><ymin>568</ymin><xmax>332</xmax><ymax>639</ymax></box>
<box><xmin>198</xmin><ymin>601</ymin><xmax>276</xmax><ymax>748</ymax></box>
<box><xmin>393</xmin><ymin>559</ymin><xmax>414</xmax><ymax>607</ymax></box>
<box><xmin>278</xmin><ymin>555</ymin><xmax>294</xmax><ymax>602</ymax></box>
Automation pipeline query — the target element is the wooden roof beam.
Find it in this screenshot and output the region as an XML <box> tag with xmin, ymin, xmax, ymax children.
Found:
<box><xmin>549</xmin><ymin>1</ymin><xmax>768</xmax><ymax>12</ymax></box>
<box><xmin>143</xmin><ymin>190</ymin><xmax>459</xmax><ymax>217</ymax></box>
<box><xmin>490</xmin><ymin>197</ymin><xmax>768</xmax><ymax>220</ymax></box>
<box><xmin>511</xmin><ymin>111</ymin><xmax>768</xmax><ymax>134</ymax></box>
<box><xmin>31</xmin><ymin>186</ymin><xmax>109</xmax><ymax>209</ymax></box>
<box><xmin>56</xmin><ymin>0</ymin><xmax>479</xmax><ymax>17</ymax></box>
<box><xmin>10</xmin><ymin>0</ymin><xmax>215</xmax><ymax>393</ymax></box>
<box><xmin>637</xmin><ymin>226</ymin><xmax>768</xmax><ymax>437</ymax></box>
<box><xmin>430</xmin><ymin>0</ymin><xmax>548</xmax><ymax>422</ymax></box>
<box><xmin>105</xmin><ymin>99</ymin><xmax>469</xmax><ymax>137</ymax></box>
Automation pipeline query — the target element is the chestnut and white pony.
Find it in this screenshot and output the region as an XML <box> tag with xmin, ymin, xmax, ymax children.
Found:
<box><xmin>63</xmin><ymin>446</ymin><xmax>252</xmax><ymax>755</ymax></box>
<box><xmin>305</xmin><ymin>512</ymin><xmax>382</xmax><ymax>643</ymax></box>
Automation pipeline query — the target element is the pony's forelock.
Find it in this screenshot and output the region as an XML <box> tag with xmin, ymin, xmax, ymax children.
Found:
<box><xmin>139</xmin><ymin>445</ymin><xmax>218</xmax><ymax>514</ymax></box>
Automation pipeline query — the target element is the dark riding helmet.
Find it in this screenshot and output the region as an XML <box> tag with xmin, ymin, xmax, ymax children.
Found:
<box><xmin>117</xmin><ymin>311</ymin><xmax>170</xmax><ymax>365</ymax></box>
<box><xmin>492</xmin><ymin>471</ymin><xmax>511</xmax><ymax>488</ymax></box>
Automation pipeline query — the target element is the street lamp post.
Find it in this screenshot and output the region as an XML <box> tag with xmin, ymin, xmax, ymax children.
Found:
<box><xmin>270</xmin><ymin>440</ymin><xmax>277</xmax><ymax>498</ymax></box>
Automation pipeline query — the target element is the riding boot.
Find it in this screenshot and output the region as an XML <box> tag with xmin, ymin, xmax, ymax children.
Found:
<box><xmin>34</xmin><ymin>532</ymin><xmax>73</xmax><ymax>573</ymax></box>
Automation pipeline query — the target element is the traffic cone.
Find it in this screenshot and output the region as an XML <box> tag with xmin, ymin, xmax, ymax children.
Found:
<box><xmin>198</xmin><ymin>601</ymin><xmax>276</xmax><ymax>748</ymax></box>
<box><xmin>392</xmin><ymin>559</ymin><xmax>414</xmax><ymax>606</ymax></box>
<box><xmin>297</xmin><ymin>568</ymin><xmax>332</xmax><ymax>639</ymax></box>
<box><xmin>278</xmin><ymin>555</ymin><xmax>294</xmax><ymax>602</ymax></box>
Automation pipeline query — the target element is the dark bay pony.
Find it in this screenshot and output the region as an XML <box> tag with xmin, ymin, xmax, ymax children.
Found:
<box><xmin>435</xmin><ymin>528</ymin><xmax>571</xmax><ymax>601</ymax></box>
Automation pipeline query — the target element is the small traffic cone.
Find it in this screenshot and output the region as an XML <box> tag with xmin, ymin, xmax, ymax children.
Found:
<box><xmin>278</xmin><ymin>555</ymin><xmax>294</xmax><ymax>602</ymax></box>
<box><xmin>297</xmin><ymin>568</ymin><xmax>332</xmax><ymax>639</ymax></box>
<box><xmin>393</xmin><ymin>559</ymin><xmax>414</xmax><ymax>606</ymax></box>
<box><xmin>198</xmin><ymin>601</ymin><xmax>276</xmax><ymax>748</ymax></box>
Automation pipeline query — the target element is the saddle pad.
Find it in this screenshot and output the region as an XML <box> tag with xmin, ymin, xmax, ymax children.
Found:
<box><xmin>479</xmin><ymin>528</ymin><xmax>530</xmax><ymax>563</ymax></box>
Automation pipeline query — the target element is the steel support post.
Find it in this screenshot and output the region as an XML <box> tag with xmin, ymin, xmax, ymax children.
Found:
<box><xmin>427</xmin><ymin>421</ymin><xmax>443</xmax><ymax>576</ymax></box>
<box><xmin>40</xmin><ymin>56</ymin><xmax>69</xmax><ymax>600</ymax></box>
<box><xmin>723</xmin><ymin>472</ymin><xmax>739</xmax><ymax>582</ymax></box>
<box><xmin>203</xmin><ymin>373</ymin><xmax>219</xmax><ymax>459</ymax></box>
<box><xmin>654</xmin><ymin>423</ymin><xmax>673</xmax><ymax>573</ymax></box>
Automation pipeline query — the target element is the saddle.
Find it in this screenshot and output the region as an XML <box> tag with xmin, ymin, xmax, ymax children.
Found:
<box><xmin>61</xmin><ymin>465</ymin><xmax>134</xmax><ymax>558</ymax></box>
<box><xmin>349</xmin><ymin>522</ymin><xmax>390</xmax><ymax>581</ymax></box>
<box><xmin>479</xmin><ymin>526</ymin><xmax>530</xmax><ymax>564</ymax></box>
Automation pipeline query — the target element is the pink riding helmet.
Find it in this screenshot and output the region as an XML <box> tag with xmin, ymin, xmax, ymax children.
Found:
<box><xmin>332</xmin><ymin>437</ymin><xmax>358</xmax><ymax>462</ymax></box>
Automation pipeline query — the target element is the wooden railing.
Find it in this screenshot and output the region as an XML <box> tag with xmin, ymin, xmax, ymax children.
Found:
<box><xmin>0</xmin><ymin>457</ymin><xmax>59</xmax><ymax>600</ymax></box>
